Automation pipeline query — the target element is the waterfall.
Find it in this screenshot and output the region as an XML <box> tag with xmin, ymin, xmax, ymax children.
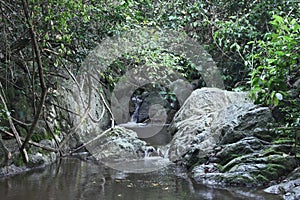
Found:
<box><xmin>156</xmin><ymin>147</ymin><xmax>169</xmax><ymax>159</ymax></box>
<box><xmin>130</xmin><ymin>96</ymin><xmax>143</xmax><ymax>123</ymax></box>
<box><xmin>144</xmin><ymin>146</ymin><xmax>156</xmax><ymax>158</ymax></box>
<box><xmin>143</xmin><ymin>146</ymin><xmax>170</xmax><ymax>159</ymax></box>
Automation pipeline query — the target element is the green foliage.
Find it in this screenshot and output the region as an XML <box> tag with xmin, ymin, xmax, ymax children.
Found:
<box><xmin>2</xmin><ymin>0</ymin><xmax>300</xmax><ymax>154</ymax></box>
<box><xmin>0</xmin><ymin>103</ymin><xmax>8</xmax><ymax>132</ymax></box>
<box><xmin>102</xmin><ymin>48</ymin><xmax>201</xmax><ymax>92</ymax></box>
<box><xmin>249</xmin><ymin>14</ymin><xmax>300</xmax><ymax>106</ymax></box>
<box><xmin>248</xmin><ymin>8</ymin><xmax>300</xmax><ymax>148</ymax></box>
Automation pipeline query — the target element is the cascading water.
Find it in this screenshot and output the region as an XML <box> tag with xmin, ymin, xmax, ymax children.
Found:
<box><xmin>144</xmin><ymin>146</ymin><xmax>156</xmax><ymax>158</ymax></box>
<box><xmin>156</xmin><ymin>147</ymin><xmax>169</xmax><ymax>159</ymax></box>
<box><xmin>143</xmin><ymin>146</ymin><xmax>169</xmax><ymax>159</ymax></box>
<box><xmin>130</xmin><ymin>96</ymin><xmax>143</xmax><ymax>123</ymax></box>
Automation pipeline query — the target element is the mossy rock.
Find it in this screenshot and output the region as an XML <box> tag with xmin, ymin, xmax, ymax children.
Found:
<box><xmin>193</xmin><ymin>153</ymin><xmax>299</xmax><ymax>186</ymax></box>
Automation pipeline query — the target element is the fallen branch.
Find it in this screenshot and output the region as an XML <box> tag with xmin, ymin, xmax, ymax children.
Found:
<box><xmin>70</xmin><ymin>128</ymin><xmax>113</xmax><ymax>154</ymax></box>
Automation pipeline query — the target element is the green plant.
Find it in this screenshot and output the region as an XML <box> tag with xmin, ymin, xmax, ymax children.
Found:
<box><xmin>249</xmin><ymin>14</ymin><xmax>300</xmax><ymax>106</ymax></box>
<box><xmin>248</xmin><ymin>10</ymin><xmax>300</xmax><ymax>151</ymax></box>
<box><xmin>0</xmin><ymin>103</ymin><xmax>8</xmax><ymax>132</ymax></box>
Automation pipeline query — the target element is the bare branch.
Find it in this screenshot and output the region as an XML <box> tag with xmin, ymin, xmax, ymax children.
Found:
<box><xmin>20</xmin><ymin>0</ymin><xmax>48</xmax><ymax>160</ymax></box>
<box><xmin>0</xmin><ymin>82</ymin><xmax>28</xmax><ymax>162</ymax></box>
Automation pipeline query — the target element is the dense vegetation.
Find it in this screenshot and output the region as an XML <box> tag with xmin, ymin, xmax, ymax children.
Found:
<box><xmin>0</xmin><ymin>0</ymin><xmax>299</xmax><ymax>162</ymax></box>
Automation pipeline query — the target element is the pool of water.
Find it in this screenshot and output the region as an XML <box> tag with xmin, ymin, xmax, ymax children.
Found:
<box><xmin>0</xmin><ymin>158</ymin><xmax>282</xmax><ymax>200</ymax></box>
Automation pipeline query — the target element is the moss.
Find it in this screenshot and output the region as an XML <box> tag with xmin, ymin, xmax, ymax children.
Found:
<box><xmin>221</xmin><ymin>156</ymin><xmax>245</xmax><ymax>172</ymax></box>
<box><xmin>216</xmin><ymin>164</ymin><xmax>224</xmax><ymax>172</ymax></box>
<box><xmin>54</xmin><ymin>128</ymin><xmax>61</xmax><ymax>135</ymax></box>
<box><xmin>254</xmin><ymin>174</ymin><xmax>269</xmax><ymax>183</ymax></box>
<box><xmin>260</xmin><ymin>164</ymin><xmax>285</xmax><ymax>179</ymax></box>
<box><xmin>254</xmin><ymin>132</ymin><xmax>273</xmax><ymax>142</ymax></box>
<box><xmin>31</xmin><ymin>132</ymin><xmax>52</xmax><ymax>143</ymax></box>
<box><xmin>13</xmin><ymin>154</ymin><xmax>25</xmax><ymax>167</ymax></box>
<box><xmin>219</xmin><ymin>153</ymin><xmax>242</xmax><ymax>166</ymax></box>
<box><xmin>189</xmin><ymin>157</ymin><xmax>207</xmax><ymax>169</ymax></box>
<box><xmin>267</xmin><ymin>155</ymin><xmax>296</xmax><ymax>167</ymax></box>
<box><xmin>272</xmin><ymin>138</ymin><xmax>294</xmax><ymax>144</ymax></box>
<box><xmin>222</xmin><ymin>174</ymin><xmax>255</xmax><ymax>186</ymax></box>
<box><xmin>19</xmin><ymin>128</ymin><xmax>27</xmax><ymax>138</ymax></box>
<box><xmin>259</xmin><ymin>147</ymin><xmax>278</xmax><ymax>157</ymax></box>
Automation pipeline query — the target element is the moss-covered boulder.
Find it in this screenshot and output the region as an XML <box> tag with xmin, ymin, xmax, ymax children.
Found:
<box><xmin>191</xmin><ymin>143</ymin><xmax>300</xmax><ymax>187</ymax></box>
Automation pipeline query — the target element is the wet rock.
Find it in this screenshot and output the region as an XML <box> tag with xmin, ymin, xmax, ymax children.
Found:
<box><xmin>214</xmin><ymin>137</ymin><xmax>269</xmax><ymax>165</ymax></box>
<box><xmin>137</xmin><ymin>91</ymin><xmax>168</xmax><ymax>123</ymax></box>
<box><xmin>264</xmin><ymin>167</ymin><xmax>300</xmax><ymax>200</ymax></box>
<box><xmin>0</xmin><ymin>138</ymin><xmax>58</xmax><ymax>176</ymax></box>
<box><xmin>28</xmin><ymin>151</ymin><xmax>57</xmax><ymax>168</ymax></box>
<box><xmin>192</xmin><ymin>153</ymin><xmax>299</xmax><ymax>187</ymax></box>
<box><xmin>57</xmin><ymin>71</ymin><xmax>111</xmax><ymax>151</ymax></box>
<box><xmin>0</xmin><ymin>164</ymin><xmax>27</xmax><ymax>177</ymax></box>
<box><xmin>86</xmin><ymin>127</ymin><xmax>147</xmax><ymax>161</ymax></box>
<box><xmin>191</xmin><ymin>143</ymin><xmax>299</xmax><ymax>186</ymax></box>
<box><xmin>219</xmin><ymin>106</ymin><xmax>274</xmax><ymax>144</ymax></box>
<box><xmin>25</xmin><ymin>139</ymin><xmax>57</xmax><ymax>166</ymax></box>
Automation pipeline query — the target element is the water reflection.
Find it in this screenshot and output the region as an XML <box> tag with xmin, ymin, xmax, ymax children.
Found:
<box><xmin>0</xmin><ymin>158</ymin><xmax>281</xmax><ymax>200</ymax></box>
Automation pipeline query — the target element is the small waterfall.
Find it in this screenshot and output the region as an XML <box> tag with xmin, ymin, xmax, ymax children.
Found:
<box><xmin>156</xmin><ymin>147</ymin><xmax>169</xmax><ymax>159</ymax></box>
<box><xmin>144</xmin><ymin>146</ymin><xmax>170</xmax><ymax>159</ymax></box>
<box><xmin>130</xmin><ymin>96</ymin><xmax>143</xmax><ymax>123</ymax></box>
<box><xmin>144</xmin><ymin>146</ymin><xmax>156</xmax><ymax>158</ymax></box>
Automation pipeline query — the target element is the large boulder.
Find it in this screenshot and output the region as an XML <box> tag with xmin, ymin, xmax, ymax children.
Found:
<box><xmin>167</xmin><ymin>87</ymin><xmax>299</xmax><ymax>187</ymax></box>
<box><xmin>168</xmin><ymin>87</ymin><xmax>258</xmax><ymax>163</ymax></box>
<box><xmin>86</xmin><ymin>126</ymin><xmax>147</xmax><ymax>161</ymax></box>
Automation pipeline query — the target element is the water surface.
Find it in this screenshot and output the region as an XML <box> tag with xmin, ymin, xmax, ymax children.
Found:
<box><xmin>0</xmin><ymin>158</ymin><xmax>281</xmax><ymax>200</ymax></box>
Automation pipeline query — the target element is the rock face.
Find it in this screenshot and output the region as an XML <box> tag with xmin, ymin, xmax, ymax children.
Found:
<box><xmin>168</xmin><ymin>87</ymin><xmax>300</xmax><ymax>186</ymax></box>
<box><xmin>56</xmin><ymin>71</ymin><xmax>111</xmax><ymax>151</ymax></box>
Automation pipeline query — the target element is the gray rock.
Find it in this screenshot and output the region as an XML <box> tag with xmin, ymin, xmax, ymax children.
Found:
<box><xmin>28</xmin><ymin>151</ymin><xmax>57</xmax><ymax>168</ymax></box>
<box><xmin>284</xmin><ymin>186</ymin><xmax>300</xmax><ymax>200</ymax></box>
<box><xmin>168</xmin><ymin>79</ymin><xmax>193</xmax><ymax>106</ymax></box>
<box><xmin>0</xmin><ymin>164</ymin><xmax>27</xmax><ymax>177</ymax></box>
<box><xmin>56</xmin><ymin>71</ymin><xmax>111</xmax><ymax>151</ymax></box>
<box><xmin>86</xmin><ymin>126</ymin><xmax>147</xmax><ymax>161</ymax></box>
<box><xmin>265</xmin><ymin>167</ymin><xmax>300</xmax><ymax>200</ymax></box>
<box><xmin>219</xmin><ymin>105</ymin><xmax>274</xmax><ymax>144</ymax></box>
<box><xmin>192</xmin><ymin>153</ymin><xmax>299</xmax><ymax>187</ymax></box>
<box><xmin>166</xmin><ymin>87</ymin><xmax>299</xmax><ymax>187</ymax></box>
<box><xmin>168</xmin><ymin>87</ymin><xmax>273</xmax><ymax>164</ymax></box>
<box><xmin>264</xmin><ymin>179</ymin><xmax>300</xmax><ymax>195</ymax></box>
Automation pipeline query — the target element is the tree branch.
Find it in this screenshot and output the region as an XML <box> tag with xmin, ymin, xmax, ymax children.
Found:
<box><xmin>0</xmin><ymin>82</ymin><xmax>28</xmax><ymax>162</ymax></box>
<box><xmin>20</xmin><ymin>0</ymin><xmax>48</xmax><ymax>162</ymax></box>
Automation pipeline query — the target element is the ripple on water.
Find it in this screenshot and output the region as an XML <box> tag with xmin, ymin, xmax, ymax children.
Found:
<box><xmin>102</xmin><ymin>157</ymin><xmax>171</xmax><ymax>173</ymax></box>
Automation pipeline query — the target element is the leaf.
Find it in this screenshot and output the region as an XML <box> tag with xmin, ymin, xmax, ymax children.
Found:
<box><xmin>272</xmin><ymin>15</ymin><xmax>284</xmax><ymax>23</ymax></box>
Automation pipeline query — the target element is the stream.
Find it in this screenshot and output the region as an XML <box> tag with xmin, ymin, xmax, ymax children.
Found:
<box><xmin>0</xmin><ymin>158</ymin><xmax>281</xmax><ymax>200</ymax></box>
